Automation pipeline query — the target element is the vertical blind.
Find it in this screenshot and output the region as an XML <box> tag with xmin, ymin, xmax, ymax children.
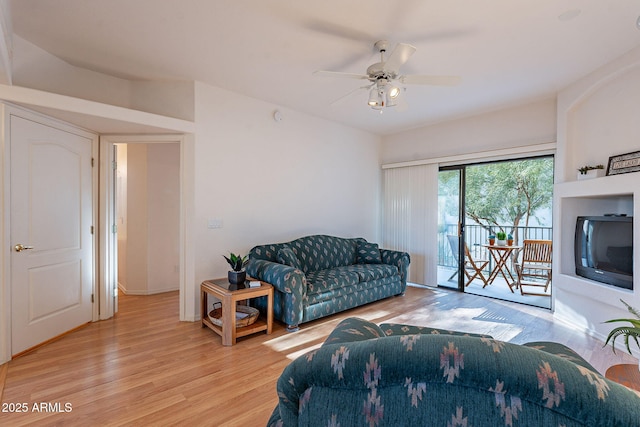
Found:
<box><xmin>382</xmin><ymin>164</ymin><xmax>438</xmax><ymax>286</ymax></box>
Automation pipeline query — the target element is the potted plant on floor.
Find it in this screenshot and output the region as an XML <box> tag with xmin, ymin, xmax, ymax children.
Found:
<box><xmin>224</xmin><ymin>252</ymin><xmax>249</xmax><ymax>284</ymax></box>
<box><xmin>604</xmin><ymin>299</ymin><xmax>640</xmax><ymax>366</ymax></box>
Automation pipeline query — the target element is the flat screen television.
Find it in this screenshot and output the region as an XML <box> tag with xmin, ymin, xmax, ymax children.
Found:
<box><xmin>575</xmin><ymin>216</ymin><xmax>633</xmax><ymax>290</ymax></box>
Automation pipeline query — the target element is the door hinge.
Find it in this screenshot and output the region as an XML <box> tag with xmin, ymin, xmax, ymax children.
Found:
<box><xmin>91</xmin><ymin>294</ymin><xmax>94</xmax><ymax>303</ymax></box>
<box><xmin>91</xmin><ymin>157</ymin><xmax>95</xmax><ymax>167</ymax></box>
<box><xmin>90</xmin><ymin>225</ymin><xmax>94</xmax><ymax>235</ymax></box>
<box><xmin>112</xmin><ymin>160</ymin><xmax>117</xmax><ymax>170</ymax></box>
<box><xmin>112</xmin><ymin>224</ymin><xmax>118</xmax><ymax>234</ymax></box>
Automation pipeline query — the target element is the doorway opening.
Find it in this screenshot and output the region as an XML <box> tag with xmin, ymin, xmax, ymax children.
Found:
<box><xmin>437</xmin><ymin>156</ymin><xmax>554</xmax><ymax>309</ymax></box>
<box><xmin>115</xmin><ymin>143</ymin><xmax>181</xmax><ymax>299</ymax></box>
<box><xmin>100</xmin><ymin>135</ymin><xmax>186</xmax><ymax>321</ymax></box>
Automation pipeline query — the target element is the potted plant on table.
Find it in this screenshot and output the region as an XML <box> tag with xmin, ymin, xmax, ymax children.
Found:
<box><xmin>224</xmin><ymin>252</ymin><xmax>249</xmax><ymax>284</ymax></box>
<box><xmin>507</xmin><ymin>234</ymin><xmax>514</xmax><ymax>246</ymax></box>
<box><xmin>604</xmin><ymin>299</ymin><xmax>640</xmax><ymax>367</ymax></box>
<box><xmin>496</xmin><ymin>231</ymin><xmax>507</xmax><ymax>246</ymax></box>
<box><xmin>488</xmin><ymin>234</ymin><xmax>496</xmax><ymax>245</ymax></box>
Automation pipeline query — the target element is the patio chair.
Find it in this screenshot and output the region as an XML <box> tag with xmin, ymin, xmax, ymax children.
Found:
<box><xmin>447</xmin><ymin>235</ymin><xmax>489</xmax><ymax>287</ymax></box>
<box><xmin>515</xmin><ymin>239</ymin><xmax>552</xmax><ymax>296</ymax></box>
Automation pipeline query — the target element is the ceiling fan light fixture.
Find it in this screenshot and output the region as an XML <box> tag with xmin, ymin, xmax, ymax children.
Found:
<box><xmin>384</xmin><ymin>84</ymin><xmax>400</xmax><ymax>107</ymax></box>
<box><xmin>368</xmin><ymin>87</ymin><xmax>381</xmax><ymax>106</ymax></box>
<box><xmin>387</xmin><ymin>85</ymin><xmax>400</xmax><ymax>99</ymax></box>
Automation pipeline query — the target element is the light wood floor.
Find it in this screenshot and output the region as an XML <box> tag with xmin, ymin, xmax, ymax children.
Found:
<box><xmin>0</xmin><ymin>285</ymin><xmax>636</xmax><ymax>426</ymax></box>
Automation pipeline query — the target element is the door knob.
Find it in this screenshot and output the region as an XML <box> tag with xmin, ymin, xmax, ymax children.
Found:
<box><xmin>14</xmin><ymin>244</ymin><xmax>34</xmax><ymax>252</ymax></box>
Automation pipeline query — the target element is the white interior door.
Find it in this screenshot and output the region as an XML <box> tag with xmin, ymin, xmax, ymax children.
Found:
<box><xmin>10</xmin><ymin>114</ymin><xmax>94</xmax><ymax>355</ymax></box>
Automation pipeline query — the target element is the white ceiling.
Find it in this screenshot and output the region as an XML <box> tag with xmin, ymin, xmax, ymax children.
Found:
<box><xmin>10</xmin><ymin>0</ymin><xmax>640</xmax><ymax>135</ymax></box>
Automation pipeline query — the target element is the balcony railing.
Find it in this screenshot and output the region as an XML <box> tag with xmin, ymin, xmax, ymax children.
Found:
<box><xmin>438</xmin><ymin>224</ymin><xmax>552</xmax><ymax>270</ymax></box>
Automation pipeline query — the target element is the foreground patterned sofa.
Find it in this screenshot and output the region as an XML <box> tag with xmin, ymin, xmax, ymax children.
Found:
<box><xmin>268</xmin><ymin>317</ymin><xmax>640</xmax><ymax>426</ymax></box>
<box><xmin>247</xmin><ymin>235</ymin><xmax>410</xmax><ymax>331</ymax></box>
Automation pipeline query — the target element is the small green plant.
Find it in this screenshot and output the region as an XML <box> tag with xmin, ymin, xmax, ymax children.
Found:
<box><xmin>488</xmin><ymin>234</ymin><xmax>496</xmax><ymax>239</ymax></box>
<box><xmin>604</xmin><ymin>299</ymin><xmax>640</xmax><ymax>355</ymax></box>
<box><xmin>578</xmin><ymin>164</ymin><xmax>604</xmax><ymax>175</ymax></box>
<box><xmin>496</xmin><ymin>231</ymin><xmax>507</xmax><ymax>240</ymax></box>
<box><xmin>223</xmin><ymin>253</ymin><xmax>249</xmax><ymax>272</ymax></box>
<box><xmin>507</xmin><ymin>234</ymin><xmax>513</xmax><ymax>240</ymax></box>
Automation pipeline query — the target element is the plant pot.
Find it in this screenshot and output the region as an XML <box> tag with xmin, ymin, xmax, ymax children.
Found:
<box><xmin>228</xmin><ymin>270</ymin><xmax>246</xmax><ymax>285</ymax></box>
<box><xmin>577</xmin><ymin>169</ymin><xmax>605</xmax><ymax>180</ymax></box>
<box><xmin>507</xmin><ymin>239</ymin><xmax>514</xmax><ymax>246</ymax></box>
<box><xmin>488</xmin><ymin>239</ymin><xmax>495</xmax><ymax>246</ymax></box>
<box><xmin>496</xmin><ymin>239</ymin><xmax>507</xmax><ymax>246</ymax></box>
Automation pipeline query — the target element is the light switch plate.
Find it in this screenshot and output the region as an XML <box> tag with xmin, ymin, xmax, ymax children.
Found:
<box><xmin>207</xmin><ymin>218</ymin><xmax>223</xmax><ymax>229</ymax></box>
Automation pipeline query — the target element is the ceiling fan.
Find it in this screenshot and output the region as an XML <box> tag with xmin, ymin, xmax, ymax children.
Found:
<box><xmin>314</xmin><ymin>40</ymin><xmax>461</xmax><ymax>111</ymax></box>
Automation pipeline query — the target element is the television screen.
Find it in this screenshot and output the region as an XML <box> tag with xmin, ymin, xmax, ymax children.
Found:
<box><xmin>575</xmin><ymin>216</ymin><xmax>633</xmax><ymax>290</ymax></box>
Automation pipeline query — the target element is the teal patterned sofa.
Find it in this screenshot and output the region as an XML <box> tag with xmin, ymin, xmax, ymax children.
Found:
<box><xmin>268</xmin><ymin>317</ymin><xmax>640</xmax><ymax>426</ymax></box>
<box><xmin>247</xmin><ymin>235</ymin><xmax>410</xmax><ymax>332</ymax></box>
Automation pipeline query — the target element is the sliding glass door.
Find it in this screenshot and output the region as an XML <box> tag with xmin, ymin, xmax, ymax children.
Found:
<box><xmin>437</xmin><ymin>156</ymin><xmax>554</xmax><ymax>309</ymax></box>
<box><xmin>437</xmin><ymin>167</ymin><xmax>464</xmax><ymax>291</ymax></box>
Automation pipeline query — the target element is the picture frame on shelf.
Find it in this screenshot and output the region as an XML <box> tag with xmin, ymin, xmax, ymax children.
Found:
<box><xmin>606</xmin><ymin>150</ymin><xmax>640</xmax><ymax>176</ymax></box>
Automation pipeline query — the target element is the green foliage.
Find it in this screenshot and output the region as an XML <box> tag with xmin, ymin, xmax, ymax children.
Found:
<box><xmin>578</xmin><ymin>164</ymin><xmax>604</xmax><ymax>174</ymax></box>
<box><xmin>604</xmin><ymin>299</ymin><xmax>640</xmax><ymax>355</ymax></box>
<box><xmin>496</xmin><ymin>231</ymin><xmax>507</xmax><ymax>240</ymax></box>
<box><xmin>223</xmin><ymin>253</ymin><xmax>249</xmax><ymax>272</ymax></box>
<box><xmin>464</xmin><ymin>158</ymin><xmax>554</xmax><ymax>236</ymax></box>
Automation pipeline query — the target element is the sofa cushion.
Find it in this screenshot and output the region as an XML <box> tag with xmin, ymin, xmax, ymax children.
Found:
<box><xmin>306</xmin><ymin>267</ymin><xmax>359</xmax><ymax>295</ymax></box>
<box><xmin>347</xmin><ymin>263</ymin><xmax>398</xmax><ymax>282</ymax></box>
<box><xmin>356</xmin><ymin>241</ymin><xmax>382</xmax><ymax>264</ymax></box>
<box><xmin>305</xmin><ymin>275</ymin><xmax>400</xmax><ymax>305</ymax></box>
<box><xmin>276</xmin><ymin>246</ymin><xmax>301</xmax><ymax>270</ymax></box>
<box><xmin>289</xmin><ymin>235</ymin><xmax>358</xmax><ymax>272</ymax></box>
<box><xmin>380</xmin><ymin>323</ymin><xmax>493</xmax><ymax>339</ymax></box>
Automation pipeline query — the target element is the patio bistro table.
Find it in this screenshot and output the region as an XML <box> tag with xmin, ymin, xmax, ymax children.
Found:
<box><xmin>482</xmin><ymin>244</ymin><xmax>522</xmax><ymax>292</ymax></box>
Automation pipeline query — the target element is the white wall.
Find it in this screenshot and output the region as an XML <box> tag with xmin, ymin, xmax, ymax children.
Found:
<box><xmin>554</xmin><ymin>45</ymin><xmax>640</xmax><ymax>355</ymax></box>
<box><xmin>147</xmin><ymin>143</ymin><xmax>180</xmax><ymax>293</ymax></box>
<box><xmin>381</xmin><ymin>98</ymin><xmax>557</xmax><ymax>164</ymax></box>
<box><xmin>12</xmin><ymin>36</ymin><xmax>132</xmax><ymax>109</ymax></box>
<box><xmin>117</xmin><ymin>143</ymin><xmax>180</xmax><ymax>295</ymax></box>
<box><xmin>11</xmin><ymin>35</ymin><xmax>194</xmax><ymax>121</ymax></box>
<box><xmin>191</xmin><ymin>83</ymin><xmax>381</xmax><ymax>295</ymax></box>
<box><xmin>124</xmin><ymin>144</ymin><xmax>149</xmax><ymax>294</ymax></box>
<box><xmin>0</xmin><ymin>0</ymin><xmax>12</xmax><ymax>84</ymax></box>
<box><xmin>557</xmin><ymin>46</ymin><xmax>640</xmax><ymax>182</ymax></box>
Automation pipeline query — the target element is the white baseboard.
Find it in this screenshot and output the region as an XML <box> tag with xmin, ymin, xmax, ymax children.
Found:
<box><xmin>117</xmin><ymin>284</ymin><xmax>179</xmax><ymax>296</ymax></box>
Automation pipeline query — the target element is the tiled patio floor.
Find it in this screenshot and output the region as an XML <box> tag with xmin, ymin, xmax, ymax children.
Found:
<box><xmin>436</xmin><ymin>266</ymin><xmax>551</xmax><ymax>309</ymax></box>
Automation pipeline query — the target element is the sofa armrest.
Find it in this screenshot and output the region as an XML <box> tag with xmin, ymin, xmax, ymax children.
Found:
<box><xmin>322</xmin><ymin>317</ymin><xmax>386</xmax><ymax>346</ymax></box>
<box><xmin>247</xmin><ymin>259</ymin><xmax>307</xmax><ymax>298</ymax></box>
<box><xmin>380</xmin><ymin>248</ymin><xmax>411</xmax><ymax>285</ymax></box>
<box><xmin>247</xmin><ymin>259</ymin><xmax>307</xmax><ymax>328</ymax></box>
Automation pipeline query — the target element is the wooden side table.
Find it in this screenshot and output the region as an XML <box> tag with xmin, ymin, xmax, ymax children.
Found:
<box><xmin>201</xmin><ymin>278</ymin><xmax>273</xmax><ymax>346</ymax></box>
<box><xmin>605</xmin><ymin>363</ymin><xmax>640</xmax><ymax>392</ymax></box>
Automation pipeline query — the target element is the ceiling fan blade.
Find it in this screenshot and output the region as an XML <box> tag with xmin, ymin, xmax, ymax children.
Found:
<box><xmin>304</xmin><ymin>19</ymin><xmax>374</xmax><ymax>44</ymax></box>
<box><xmin>400</xmin><ymin>75</ymin><xmax>462</xmax><ymax>86</ymax></box>
<box><xmin>314</xmin><ymin>70</ymin><xmax>371</xmax><ymax>80</ymax></box>
<box><xmin>384</xmin><ymin>43</ymin><xmax>416</xmax><ymax>74</ymax></box>
<box><xmin>330</xmin><ymin>83</ymin><xmax>375</xmax><ymax>106</ymax></box>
